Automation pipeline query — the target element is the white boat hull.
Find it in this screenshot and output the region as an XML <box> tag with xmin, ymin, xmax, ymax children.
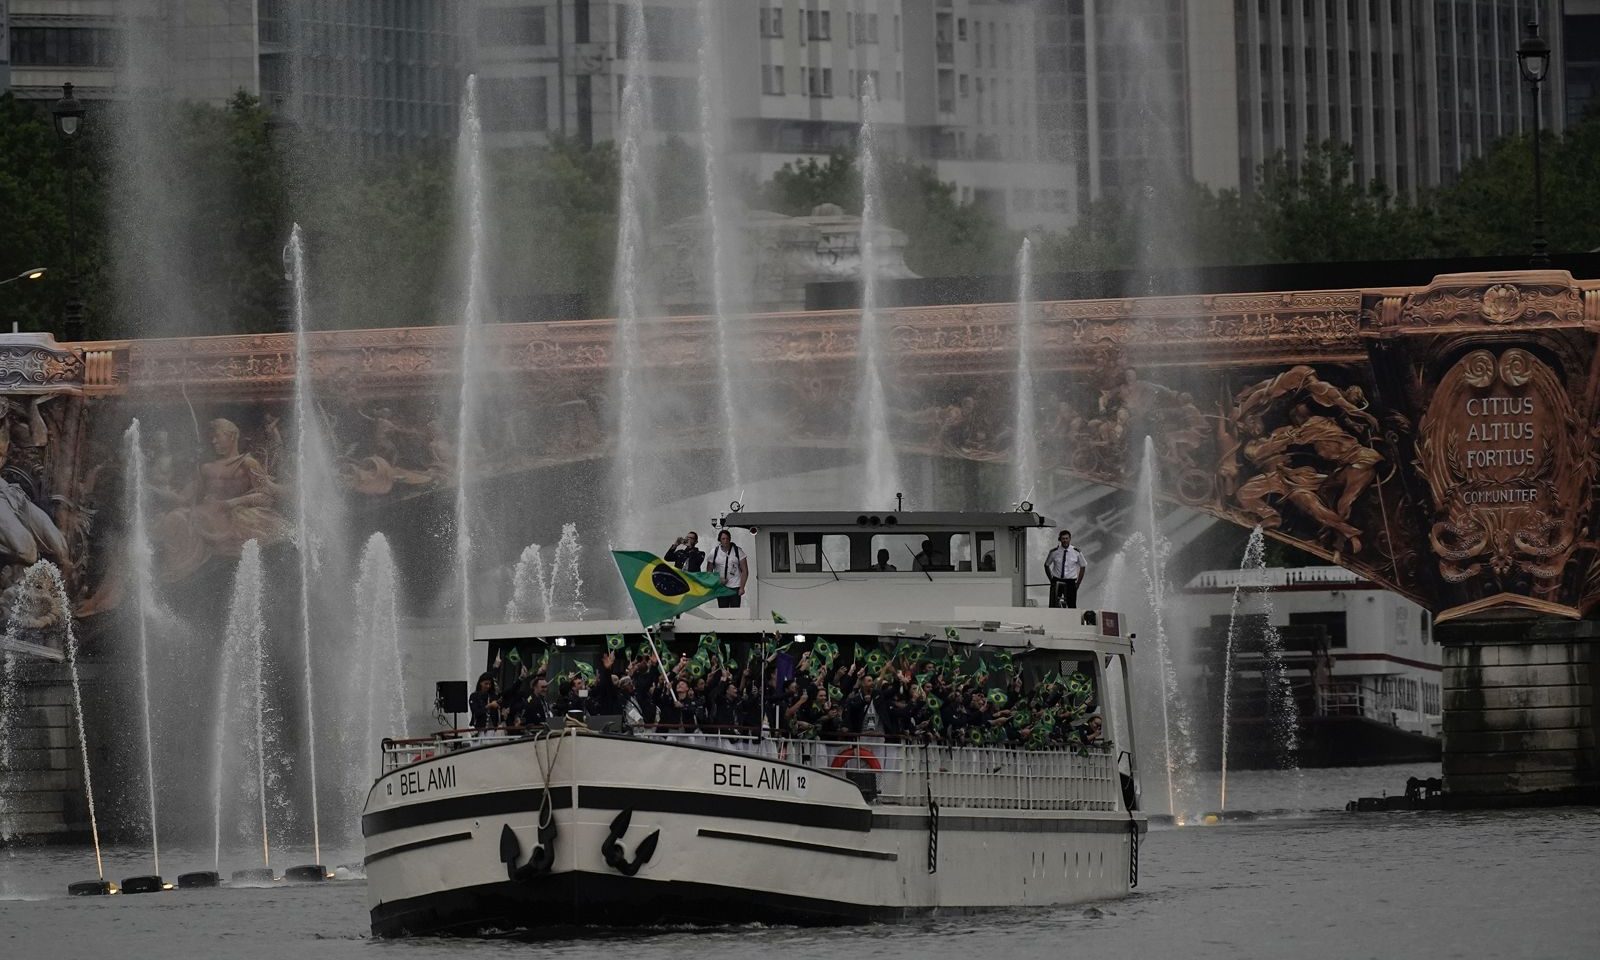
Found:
<box><xmin>363</xmin><ymin>732</ymin><xmax>1146</xmax><ymax>936</ymax></box>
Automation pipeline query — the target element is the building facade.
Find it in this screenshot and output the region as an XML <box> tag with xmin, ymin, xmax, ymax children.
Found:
<box><xmin>475</xmin><ymin>0</ymin><xmax>1075</xmax><ymax>230</ymax></box>
<box><xmin>2</xmin><ymin>0</ymin><xmax>466</xmax><ymax>156</ymax></box>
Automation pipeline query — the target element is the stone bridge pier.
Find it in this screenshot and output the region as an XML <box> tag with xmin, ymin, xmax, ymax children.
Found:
<box><xmin>2</xmin><ymin>269</ymin><xmax>1598</xmax><ymax>808</ymax></box>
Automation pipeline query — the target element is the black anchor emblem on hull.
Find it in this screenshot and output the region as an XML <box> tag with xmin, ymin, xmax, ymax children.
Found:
<box><xmin>500</xmin><ymin>793</ymin><xmax>558</xmax><ymax>882</ymax></box>
<box><xmin>601</xmin><ymin>808</ymin><xmax>659</xmax><ymax>877</ymax></box>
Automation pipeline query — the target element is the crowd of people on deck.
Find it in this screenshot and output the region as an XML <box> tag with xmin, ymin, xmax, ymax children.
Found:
<box><xmin>469</xmin><ymin>637</ymin><xmax>1106</xmax><ymax>751</ymax></box>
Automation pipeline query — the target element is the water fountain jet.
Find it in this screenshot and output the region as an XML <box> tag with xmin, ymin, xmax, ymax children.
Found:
<box><xmin>122</xmin><ymin>420</ymin><xmax>162</xmax><ymax>879</ymax></box>
<box><xmin>453</xmin><ymin>75</ymin><xmax>489</xmax><ymax>682</ymax></box>
<box><xmin>1012</xmin><ymin>238</ymin><xmax>1038</xmax><ymax>502</ymax></box>
<box><xmin>286</xmin><ymin>225</ymin><xmax>324</xmax><ymax>869</ymax></box>
<box><xmin>209</xmin><ymin>539</ymin><xmax>271</xmax><ymax>875</ymax></box>
<box><xmin>855</xmin><ymin>77</ymin><xmax>901</xmax><ymax>509</ymax></box>
<box><xmin>611</xmin><ymin>0</ymin><xmax>656</xmax><ymax>549</ymax></box>
<box><xmin>696</xmin><ymin>0</ymin><xmax>743</xmax><ymax>493</ymax></box>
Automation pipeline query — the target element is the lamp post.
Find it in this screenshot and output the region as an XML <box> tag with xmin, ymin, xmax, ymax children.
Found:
<box><xmin>1516</xmin><ymin>18</ymin><xmax>1552</xmax><ymax>268</ymax></box>
<box><xmin>50</xmin><ymin>82</ymin><xmax>87</xmax><ymax>341</ymax></box>
<box><xmin>0</xmin><ymin>268</ymin><xmax>48</xmax><ymax>287</ymax></box>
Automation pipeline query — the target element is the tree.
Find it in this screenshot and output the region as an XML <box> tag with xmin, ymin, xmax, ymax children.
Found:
<box><xmin>761</xmin><ymin>149</ymin><xmax>1015</xmax><ymax>277</ymax></box>
<box><xmin>0</xmin><ymin>93</ymin><xmax>110</xmax><ymax>337</ymax></box>
<box><xmin>1254</xmin><ymin>140</ymin><xmax>1432</xmax><ymax>262</ymax></box>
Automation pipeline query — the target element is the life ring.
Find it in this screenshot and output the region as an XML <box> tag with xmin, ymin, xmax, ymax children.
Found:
<box><xmin>831</xmin><ymin>745</ymin><xmax>883</xmax><ymax>770</ymax></box>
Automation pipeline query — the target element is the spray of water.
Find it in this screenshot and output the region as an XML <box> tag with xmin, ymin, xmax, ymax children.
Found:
<box><xmin>211</xmin><ymin>540</ymin><xmax>271</xmax><ymax>872</ymax></box>
<box><xmin>612</xmin><ymin>0</ymin><xmax>655</xmax><ymax>549</ymax></box>
<box><xmin>453</xmin><ymin>75</ymin><xmax>489</xmax><ymax>683</ymax></box>
<box><xmin>352</xmin><ymin>534</ymin><xmax>408</xmax><ymax>798</ymax></box>
<box><xmin>1218</xmin><ymin>525</ymin><xmax>1264</xmax><ymax>809</ymax></box>
<box><xmin>122</xmin><ymin>420</ymin><xmax>161</xmax><ymax>875</ymax></box>
<box><xmin>548</xmin><ymin>523</ymin><xmax>588</xmax><ymax>621</ymax></box>
<box><xmin>286</xmin><ymin>225</ymin><xmax>323</xmax><ymax>865</ymax></box>
<box><xmin>696</xmin><ymin>0</ymin><xmax>743</xmax><ymax>493</ymax></box>
<box><xmin>28</xmin><ymin>562</ymin><xmax>104</xmax><ymax>878</ymax></box>
<box><xmin>856</xmin><ymin>76</ymin><xmax>901</xmax><ymax>509</ymax></box>
<box><xmin>1013</xmin><ymin>238</ymin><xmax>1038</xmax><ymax>501</ymax></box>
<box><xmin>0</xmin><ymin>649</ymin><xmax>14</xmax><ymax>838</ymax></box>
<box><xmin>505</xmin><ymin>543</ymin><xmax>550</xmax><ymax>622</ymax></box>
<box><xmin>1133</xmin><ymin>436</ymin><xmax>1197</xmax><ymax>819</ymax></box>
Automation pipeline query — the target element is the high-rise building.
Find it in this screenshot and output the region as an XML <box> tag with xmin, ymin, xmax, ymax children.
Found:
<box><xmin>1192</xmin><ymin>0</ymin><xmax>1567</xmax><ymax>196</ymax></box>
<box><xmin>475</xmin><ymin>0</ymin><xmax>1076</xmax><ymax>231</ymax></box>
<box><xmin>1565</xmin><ymin>0</ymin><xmax>1600</xmax><ymax>125</ymax></box>
<box><xmin>1035</xmin><ymin>0</ymin><xmax>1568</xmax><ymax>202</ymax></box>
<box><xmin>2</xmin><ymin>1</ymin><xmax>467</xmax><ymax>156</ymax></box>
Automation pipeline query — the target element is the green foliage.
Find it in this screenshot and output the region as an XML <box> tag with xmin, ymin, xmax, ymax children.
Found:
<box><xmin>9</xmin><ymin>93</ymin><xmax>1600</xmax><ymax>338</ymax></box>
<box><xmin>1253</xmin><ymin>140</ymin><xmax>1432</xmax><ymax>262</ymax></box>
<box><xmin>762</xmin><ymin>148</ymin><xmax>1016</xmax><ymax>276</ymax></box>
<box><xmin>0</xmin><ymin>93</ymin><xmax>109</xmax><ymax>336</ymax></box>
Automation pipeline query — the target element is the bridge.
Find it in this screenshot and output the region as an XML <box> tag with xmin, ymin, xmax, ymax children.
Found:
<box><xmin>3</xmin><ymin>267</ymin><xmax>1595</xmax><ymax>806</ymax></box>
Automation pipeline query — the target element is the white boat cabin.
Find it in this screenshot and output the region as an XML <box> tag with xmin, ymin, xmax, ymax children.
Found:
<box><xmin>718</xmin><ymin>508</ymin><xmax>1060</xmax><ymax>624</ymax></box>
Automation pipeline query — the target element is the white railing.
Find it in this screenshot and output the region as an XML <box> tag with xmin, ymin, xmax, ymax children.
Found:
<box><xmin>379</xmin><ymin>729</ymin><xmax>1121</xmax><ymax>812</ymax></box>
<box><xmin>636</xmin><ymin>732</ymin><xmax>1120</xmax><ymax>812</ymax></box>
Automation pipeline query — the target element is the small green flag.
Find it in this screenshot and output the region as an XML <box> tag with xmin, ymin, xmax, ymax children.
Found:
<box><xmin>771</xmin><ymin>611</ymin><xmax>788</xmax><ymax>624</ymax></box>
<box><xmin>988</xmin><ymin>688</ymin><xmax>1008</xmax><ymax>706</ymax></box>
<box><xmin>574</xmin><ymin>661</ymin><xmax>597</xmax><ymax>682</ymax></box>
<box><xmin>505</xmin><ymin>646</ymin><xmax>522</xmax><ymax>665</ymax></box>
<box><xmin>606</xmin><ymin>634</ymin><xmax>625</xmax><ymax>651</ymax></box>
<box><xmin>612</xmin><ymin>550</ymin><xmax>735</xmax><ymax>627</ymax></box>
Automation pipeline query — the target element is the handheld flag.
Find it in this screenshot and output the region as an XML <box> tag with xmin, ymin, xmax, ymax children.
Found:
<box><xmin>612</xmin><ymin>550</ymin><xmax>735</xmax><ymax>627</ymax></box>
<box><xmin>771</xmin><ymin>611</ymin><xmax>788</xmax><ymax>624</ymax></box>
<box><xmin>606</xmin><ymin>634</ymin><xmax>626</xmax><ymax>652</ymax></box>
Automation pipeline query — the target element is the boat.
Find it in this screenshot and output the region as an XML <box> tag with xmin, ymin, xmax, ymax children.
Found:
<box><xmin>362</xmin><ymin>508</ymin><xmax>1148</xmax><ymax>936</ymax></box>
<box><xmin>1180</xmin><ymin>565</ymin><xmax>1443</xmax><ymax>767</ymax></box>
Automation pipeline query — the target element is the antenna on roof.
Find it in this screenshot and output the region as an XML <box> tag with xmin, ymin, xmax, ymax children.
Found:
<box><xmin>895</xmin><ymin>492</ymin><xmax>903</xmax><ymax>512</ymax></box>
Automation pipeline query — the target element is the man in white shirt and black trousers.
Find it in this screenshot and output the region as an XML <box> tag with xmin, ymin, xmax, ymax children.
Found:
<box><xmin>707</xmin><ymin>529</ymin><xmax>749</xmax><ymax>608</ymax></box>
<box><xmin>1043</xmin><ymin>529</ymin><xmax>1087</xmax><ymax>609</ymax></box>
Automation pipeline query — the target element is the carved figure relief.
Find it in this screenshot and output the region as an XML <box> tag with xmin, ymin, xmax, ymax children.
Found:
<box><xmin>151</xmin><ymin>418</ymin><xmax>290</xmax><ymax>582</ymax></box>
<box><xmin>1414</xmin><ymin>348</ymin><xmax>1589</xmax><ymax>593</ymax></box>
<box><xmin>1220</xmin><ymin>366</ymin><xmax>1384</xmax><ymax>555</ymax></box>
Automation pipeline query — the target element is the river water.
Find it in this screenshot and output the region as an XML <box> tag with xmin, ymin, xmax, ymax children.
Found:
<box><xmin>2</xmin><ymin>765</ymin><xmax>1596</xmax><ymax>960</ymax></box>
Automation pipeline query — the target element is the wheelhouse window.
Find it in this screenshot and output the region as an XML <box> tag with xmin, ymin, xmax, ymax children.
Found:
<box><xmin>763</xmin><ymin>530</ymin><xmax>1008</xmax><ymax>575</ymax></box>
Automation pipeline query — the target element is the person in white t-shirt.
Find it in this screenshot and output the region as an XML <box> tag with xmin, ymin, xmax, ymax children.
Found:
<box><xmin>1043</xmin><ymin>529</ymin><xmax>1087</xmax><ymax>609</ymax></box>
<box><xmin>707</xmin><ymin>529</ymin><xmax>749</xmax><ymax>608</ymax></box>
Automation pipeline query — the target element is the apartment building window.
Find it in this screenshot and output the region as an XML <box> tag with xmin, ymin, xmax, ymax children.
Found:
<box><xmin>974</xmin><ymin>22</ymin><xmax>983</xmax><ymax>67</ymax></box>
<box><xmin>762</xmin><ymin>64</ymin><xmax>785</xmax><ymax>95</ymax></box>
<box><xmin>867</xmin><ymin>69</ymin><xmax>880</xmax><ymax>97</ymax></box>
<box><xmin>821</xmin><ymin>67</ymin><xmax>833</xmax><ymax>97</ymax></box>
<box><xmin>477</xmin><ymin>6</ymin><xmax>547</xmax><ymax>46</ymax></box>
<box><xmin>958</xmin><ymin>19</ymin><xmax>967</xmax><ymax>41</ymax></box>
<box><xmin>959</xmin><ymin>74</ymin><xmax>969</xmax><ymax>97</ymax></box>
<box><xmin>575</xmin><ymin>0</ymin><xmax>591</xmax><ymax>43</ymax></box>
<box><xmin>9</xmin><ymin>27</ymin><xmax>120</xmax><ymax>67</ymax></box>
<box><xmin>806</xmin><ymin>9</ymin><xmax>831</xmax><ymax>41</ymax></box>
<box><xmin>866</xmin><ymin>13</ymin><xmax>878</xmax><ymax>43</ymax></box>
<box><xmin>760</xmin><ymin>6</ymin><xmax>784</xmax><ymax>39</ymax></box>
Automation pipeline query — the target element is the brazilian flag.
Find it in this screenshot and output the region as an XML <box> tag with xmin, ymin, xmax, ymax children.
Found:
<box><xmin>606</xmin><ymin>634</ymin><xmax>626</xmax><ymax>652</ymax></box>
<box><xmin>612</xmin><ymin>550</ymin><xmax>735</xmax><ymax>627</ymax></box>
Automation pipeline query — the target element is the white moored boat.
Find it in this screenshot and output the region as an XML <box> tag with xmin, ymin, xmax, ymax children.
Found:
<box><xmin>362</xmin><ymin>509</ymin><xmax>1148</xmax><ymax>936</ymax></box>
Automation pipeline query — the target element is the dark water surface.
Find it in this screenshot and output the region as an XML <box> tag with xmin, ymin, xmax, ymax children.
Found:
<box><xmin>2</xmin><ymin>766</ymin><xmax>1596</xmax><ymax>960</ymax></box>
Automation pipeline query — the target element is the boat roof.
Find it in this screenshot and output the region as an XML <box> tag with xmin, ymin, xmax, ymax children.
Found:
<box><xmin>716</xmin><ymin>509</ymin><xmax>1054</xmax><ymax>531</ymax></box>
<box><xmin>476</xmin><ymin>608</ymin><xmax>1132</xmax><ymax>656</ymax></box>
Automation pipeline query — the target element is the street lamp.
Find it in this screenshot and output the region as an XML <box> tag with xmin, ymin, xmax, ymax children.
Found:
<box><xmin>50</xmin><ymin>82</ymin><xmax>87</xmax><ymax>340</ymax></box>
<box><xmin>0</xmin><ymin>268</ymin><xmax>48</xmax><ymax>287</ymax></box>
<box><xmin>1516</xmin><ymin>18</ymin><xmax>1552</xmax><ymax>267</ymax></box>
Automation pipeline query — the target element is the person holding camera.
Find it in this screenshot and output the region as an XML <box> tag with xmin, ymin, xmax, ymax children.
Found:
<box><xmin>665</xmin><ymin>531</ymin><xmax>705</xmax><ymax>572</ymax></box>
<box><xmin>1043</xmin><ymin>529</ymin><xmax>1087</xmax><ymax>609</ymax></box>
